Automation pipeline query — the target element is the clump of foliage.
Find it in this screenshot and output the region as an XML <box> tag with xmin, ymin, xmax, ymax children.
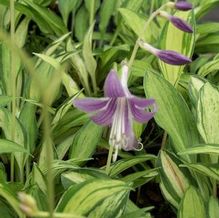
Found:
<box><xmin>0</xmin><ymin>0</ymin><xmax>218</xmax><ymax>218</ymax></box>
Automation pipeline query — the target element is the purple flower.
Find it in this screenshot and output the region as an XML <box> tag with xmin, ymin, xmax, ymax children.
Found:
<box><xmin>175</xmin><ymin>1</ymin><xmax>193</xmax><ymax>11</ymax></box>
<box><xmin>159</xmin><ymin>11</ymin><xmax>193</xmax><ymax>33</ymax></box>
<box><xmin>170</xmin><ymin>16</ymin><xmax>193</xmax><ymax>33</ymax></box>
<box><xmin>73</xmin><ymin>65</ymin><xmax>157</xmax><ymax>161</ymax></box>
<box><xmin>138</xmin><ymin>40</ymin><xmax>192</xmax><ymax>65</ymax></box>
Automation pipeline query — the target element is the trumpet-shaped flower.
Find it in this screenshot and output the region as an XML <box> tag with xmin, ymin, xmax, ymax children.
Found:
<box><xmin>73</xmin><ymin>65</ymin><xmax>157</xmax><ymax>161</ymax></box>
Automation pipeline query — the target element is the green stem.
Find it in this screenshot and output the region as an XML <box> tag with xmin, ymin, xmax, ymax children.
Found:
<box><xmin>35</xmin><ymin>211</ymin><xmax>84</xmax><ymax>218</ymax></box>
<box><xmin>10</xmin><ymin>0</ymin><xmax>16</xmax><ymax>182</ymax></box>
<box><xmin>89</xmin><ymin>0</ymin><xmax>95</xmax><ymax>26</ymax></box>
<box><xmin>212</xmin><ymin>179</ymin><xmax>217</xmax><ymax>197</ymax></box>
<box><xmin>161</xmin><ymin>131</ymin><xmax>167</xmax><ymax>150</ymax></box>
<box><xmin>109</xmin><ymin>26</ymin><xmax>120</xmax><ymax>46</ymax></box>
<box><xmin>105</xmin><ymin>145</ymin><xmax>114</xmax><ymax>175</ymax></box>
<box><xmin>128</xmin><ymin>3</ymin><xmax>170</xmax><ymax>72</ymax></box>
<box><xmin>42</xmin><ymin>104</ymin><xmax>54</xmax><ymax>218</ymax></box>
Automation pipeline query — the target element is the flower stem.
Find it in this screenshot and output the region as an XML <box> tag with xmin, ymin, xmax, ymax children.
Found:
<box><xmin>128</xmin><ymin>3</ymin><xmax>170</xmax><ymax>71</ymax></box>
<box><xmin>42</xmin><ymin>104</ymin><xmax>54</xmax><ymax>218</ymax></box>
<box><xmin>105</xmin><ymin>144</ymin><xmax>114</xmax><ymax>175</ymax></box>
<box><xmin>10</xmin><ymin>0</ymin><xmax>16</xmax><ymax>182</ymax></box>
<box><xmin>161</xmin><ymin>131</ymin><xmax>168</xmax><ymax>149</ymax></box>
<box><xmin>36</xmin><ymin>211</ymin><xmax>84</xmax><ymax>218</ymax></box>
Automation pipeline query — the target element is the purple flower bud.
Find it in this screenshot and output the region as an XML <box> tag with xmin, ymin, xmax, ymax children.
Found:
<box><xmin>159</xmin><ymin>11</ymin><xmax>193</xmax><ymax>33</ymax></box>
<box><xmin>170</xmin><ymin>16</ymin><xmax>193</xmax><ymax>33</ymax></box>
<box><xmin>157</xmin><ymin>50</ymin><xmax>192</xmax><ymax>65</ymax></box>
<box><xmin>137</xmin><ymin>40</ymin><xmax>192</xmax><ymax>66</ymax></box>
<box><xmin>175</xmin><ymin>1</ymin><xmax>193</xmax><ymax>11</ymax></box>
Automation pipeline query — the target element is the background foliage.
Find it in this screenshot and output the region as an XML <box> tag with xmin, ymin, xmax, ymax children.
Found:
<box><xmin>0</xmin><ymin>0</ymin><xmax>218</xmax><ymax>217</ymax></box>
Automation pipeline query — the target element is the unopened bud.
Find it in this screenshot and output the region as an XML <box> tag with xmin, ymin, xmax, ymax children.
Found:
<box><xmin>18</xmin><ymin>192</ymin><xmax>38</xmax><ymax>216</ymax></box>
<box><xmin>167</xmin><ymin>1</ymin><xmax>193</xmax><ymax>11</ymax></box>
<box><xmin>138</xmin><ymin>40</ymin><xmax>191</xmax><ymax>65</ymax></box>
<box><xmin>159</xmin><ymin>11</ymin><xmax>193</xmax><ymax>33</ymax></box>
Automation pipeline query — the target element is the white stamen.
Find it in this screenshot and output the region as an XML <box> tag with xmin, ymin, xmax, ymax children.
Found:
<box><xmin>109</xmin><ymin>98</ymin><xmax>128</xmax><ymax>161</ymax></box>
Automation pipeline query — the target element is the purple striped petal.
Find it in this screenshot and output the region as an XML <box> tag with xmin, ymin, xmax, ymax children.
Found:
<box><xmin>104</xmin><ymin>70</ymin><xmax>125</xmax><ymax>97</ymax></box>
<box><xmin>91</xmin><ymin>98</ymin><xmax>117</xmax><ymax>125</ymax></box>
<box><xmin>129</xmin><ymin>100</ymin><xmax>155</xmax><ymax>123</ymax></box>
<box><xmin>170</xmin><ymin>16</ymin><xmax>193</xmax><ymax>33</ymax></box>
<box><xmin>123</xmin><ymin>101</ymin><xmax>138</xmax><ymax>151</ymax></box>
<box><xmin>73</xmin><ymin>98</ymin><xmax>110</xmax><ymax>113</ymax></box>
<box><xmin>129</xmin><ymin>97</ymin><xmax>155</xmax><ymax>108</ymax></box>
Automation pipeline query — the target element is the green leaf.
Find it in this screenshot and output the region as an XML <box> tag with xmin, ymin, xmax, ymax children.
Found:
<box><xmin>160</xmin><ymin>181</ymin><xmax>179</xmax><ymax>208</ymax></box>
<box><xmin>23</xmin><ymin>0</ymin><xmax>67</xmax><ymax>36</ymax></box>
<box><xmin>197</xmin><ymin>83</ymin><xmax>219</xmax><ymax>144</ymax></box>
<box><xmin>208</xmin><ymin>196</ymin><xmax>219</xmax><ymax>218</ymax></box>
<box><xmin>0</xmin><ymin>43</ymin><xmax>21</xmax><ymax>96</ymax></box>
<box><xmin>82</xmin><ymin>23</ymin><xmax>97</xmax><ymax>88</ymax></box>
<box><xmin>144</xmin><ymin>72</ymin><xmax>200</xmax><ymax>162</ymax></box>
<box><xmin>0</xmin><ymin>139</ymin><xmax>28</xmax><ymax>154</ymax></box>
<box><xmin>52</xmin><ymin>109</ymin><xmax>89</xmax><ymax>143</ymax></box>
<box><xmin>84</xmin><ymin>0</ymin><xmax>100</xmax><ymax>24</ymax></box>
<box><xmin>181</xmin><ymin>163</ymin><xmax>219</xmax><ymax>181</ymax></box>
<box><xmin>0</xmin><ymin>95</ymin><xmax>12</xmax><ymax>106</ymax></box>
<box><xmin>118</xmin><ymin>8</ymin><xmax>150</xmax><ymax>41</ymax></box>
<box><xmin>123</xmin><ymin>200</ymin><xmax>152</xmax><ymax>218</ymax></box>
<box><xmin>122</xmin><ymin>169</ymin><xmax>158</xmax><ymax>188</ymax></box>
<box><xmin>179</xmin><ymin>144</ymin><xmax>219</xmax><ymax>155</ymax></box>
<box><xmin>58</xmin><ymin>0</ymin><xmax>81</xmax><ymax>25</ymax></box>
<box><xmin>61</xmin><ymin>168</ymin><xmax>108</xmax><ymax>189</ymax></box>
<box><xmin>19</xmin><ymin>103</ymin><xmax>37</xmax><ymax>153</ymax></box>
<box><xmin>56</xmin><ymin>179</ymin><xmax>130</xmax><ymax>216</ymax></box>
<box><xmin>0</xmin><ymin>108</ymin><xmax>26</xmax><ymax>171</ymax></box>
<box><xmin>70</xmin><ymin>121</ymin><xmax>103</xmax><ymax>161</ymax></box>
<box><xmin>75</xmin><ymin>6</ymin><xmax>89</xmax><ymax>41</ymax></box>
<box><xmin>108</xmin><ymin>155</ymin><xmax>156</xmax><ymax>177</ymax></box>
<box><xmin>99</xmin><ymin>0</ymin><xmax>117</xmax><ymax>36</ymax></box>
<box><xmin>195</xmin><ymin>0</ymin><xmax>219</xmax><ymax>19</ymax></box>
<box><xmin>197</xmin><ymin>59</ymin><xmax>219</xmax><ymax>77</ymax></box>
<box><xmin>15</xmin><ymin>17</ymin><xmax>30</xmax><ymax>48</ymax></box>
<box><xmin>159</xmin><ymin>10</ymin><xmax>195</xmax><ymax>85</ymax></box>
<box><xmin>178</xmin><ymin>186</ymin><xmax>206</xmax><ymax>218</ymax></box>
<box><xmin>159</xmin><ymin>151</ymin><xmax>189</xmax><ymax>202</ymax></box>
<box><xmin>52</xmin><ymin>92</ymin><xmax>82</xmax><ymax>127</ymax></box>
<box><xmin>189</xmin><ymin>76</ymin><xmax>205</xmax><ymax>107</ymax></box>
<box><xmin>0</xmin><ymin>184</ymin><xmax>25</xmax><ymax>218</ymax></box>
<box><xmin>196</xmin><ymin>34</ymin><xmax>219</xmax><ymax>53</ymax></box>
<box><xmin>197</xmin><ymin>22</ymin><xmax>219</xmax><ymax>36</ymax></box>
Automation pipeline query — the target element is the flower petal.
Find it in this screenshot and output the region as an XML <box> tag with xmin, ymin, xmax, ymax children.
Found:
<box><xmin>129</xmin><ymin>97</ymin><xmax>155</xmax><ymax>108</ymax></box>
<box><xmin>129</xmin><ymin>99</ymin><xmax>156</xmax><ymax>123</ymax></box>
<box><xmin>123</xmin><ymin>101</ymin><xmax>138</xmax><ymax>151</ymax></box>
<box><xmin>91</xmin><ymin>98</ymin><xmax>117</xmax><ymax>125</ymax></box>
<box><xmin>104</xmin><ymin>70</ymin><xmax>125</xmax><ymax>97</ymax></box>
<box><xmin>73</xmin><ymin>98</ymin><xmax>110</xmax><ymax>113</ymax></box>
